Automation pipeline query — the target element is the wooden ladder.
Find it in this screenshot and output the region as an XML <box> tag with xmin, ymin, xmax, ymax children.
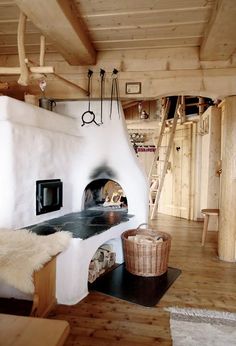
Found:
<box><xmin>149</xmin><ymin>96</ymin><xmax>180</xmax><ymax>220</ymax></box>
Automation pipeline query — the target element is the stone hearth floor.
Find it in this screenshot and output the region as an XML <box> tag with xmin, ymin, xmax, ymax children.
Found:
<box><xmin>89</xmin><ymin>263</ymin><xmax>181</xmax><ymax>307</ymax></box>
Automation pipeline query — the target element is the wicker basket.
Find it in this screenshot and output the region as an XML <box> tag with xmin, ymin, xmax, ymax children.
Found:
<box><xmin>121</xmin><ymin>224</ymin><xmax>171</xmax><ymax>277</ymax></box>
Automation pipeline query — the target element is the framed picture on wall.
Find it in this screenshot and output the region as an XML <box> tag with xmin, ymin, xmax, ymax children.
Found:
<box><xmin>125</xmin><ymin>82</ymin><xmax>142</xmax><ymax>95</ymax></box>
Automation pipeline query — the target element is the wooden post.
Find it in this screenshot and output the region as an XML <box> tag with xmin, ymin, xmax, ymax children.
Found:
<box><xmin>198</xmin><ymin>96</ymin><xmax>205</xmax><ymax>134</ymax></box>
<box><xmin>39</xmin><ymin>35</ymin><xmax>46</xmax><ymax>67</ymax></box>
<box><xmin>181</xmin><ymin>95</ymin><xmax>186</xmax><ymax>123</ymax></box>
<box><xmin>17</xmin><ymin>11</ymin><xmax>29</xmax><ymax>86</ymax></box>
<box><xmin>218</xmin><ymin>96</ymin><xmax>236</xmax><ymax>261</ymax></box>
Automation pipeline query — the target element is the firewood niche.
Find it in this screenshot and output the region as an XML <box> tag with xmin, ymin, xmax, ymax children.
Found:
<box><xmin>88</xmin><ymin>244</ymin><xmax>116</xmax><ymax>283</ymax></box>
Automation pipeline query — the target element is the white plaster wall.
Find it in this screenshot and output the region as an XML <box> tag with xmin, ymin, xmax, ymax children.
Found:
<box><xmin>0</xmin><ymin>96</ymin><xmax>82</xmax><ymax>228</ymax></box>
<box><xmin>56</xmin><ymin>220</ymin><xmax>135</xmax><ymax>304</ymax></box>
<box><xmin>11</xmin><ymin>124</ymin><xmax>82</xmax><ymax>228</ymax></box>
<box><xmin>0</xmin><ymin>122</ymin><xmax>15</xmax><ymax>226</ymax></box>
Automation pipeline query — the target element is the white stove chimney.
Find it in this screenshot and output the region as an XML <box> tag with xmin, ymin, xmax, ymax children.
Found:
<box><xmin>55</xmin><ymin>99</ymin><xmax>148</xmax><ymax>220</ymax></box>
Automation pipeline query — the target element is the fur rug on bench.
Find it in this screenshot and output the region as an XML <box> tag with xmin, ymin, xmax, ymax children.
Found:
<box><xmin>0</xmin><ymin>229</ymin><xmax>72</xmax><ymax>294</ymax></box>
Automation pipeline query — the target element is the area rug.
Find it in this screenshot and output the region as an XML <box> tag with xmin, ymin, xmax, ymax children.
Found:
<box><xmin>89</xmin><ymin>263</ymin><xmax>181</xmax><ymax>307</ymax></box>
<box><xmin>166</xmin><ymin>307</ymin><xmax>236</xmax><ymax>346</ymax></box>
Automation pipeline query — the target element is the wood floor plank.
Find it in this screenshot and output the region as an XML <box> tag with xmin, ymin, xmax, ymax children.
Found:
<box><xmin>48</xmin><ymin>214</ymin><xmax>236</xmax><ymax>345</ymax></box>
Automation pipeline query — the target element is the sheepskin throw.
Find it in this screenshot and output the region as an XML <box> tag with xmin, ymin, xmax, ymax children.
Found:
<box><xmin>0</xmin><ymin>229</ymin><xmax>72</xmax><ymax>294</ymax></box>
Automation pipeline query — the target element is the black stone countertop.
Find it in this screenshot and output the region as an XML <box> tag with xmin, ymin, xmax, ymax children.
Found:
<box><xmin>26</xmin><ymin>207</ymin><xmax>133</xmax><ymax>239</ymax></box>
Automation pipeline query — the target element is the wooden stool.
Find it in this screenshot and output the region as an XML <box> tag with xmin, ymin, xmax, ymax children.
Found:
<box><xmin>201</xmin><ymin>209</ymin><xmax>219</xmax><ymax>246</ymax></box>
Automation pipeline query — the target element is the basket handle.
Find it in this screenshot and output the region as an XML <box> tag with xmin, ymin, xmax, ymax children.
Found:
<box><xmin>136</xmin><ymin>223</ymin><xmax>148</xmax><ymax>230</ymax></box>
<box><xmin>136</xmin><ymin>223</ymin><xmax>158</xmax><ymax>235</ymax></box>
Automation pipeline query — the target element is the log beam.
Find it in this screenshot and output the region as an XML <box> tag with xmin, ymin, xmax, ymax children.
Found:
<box><xmin>0</xmin><ymin>66</ymin><xmax>54</xmax><ymax>75</ymax></box>
<box><xmin>52</xmin><ymin>73</ymin><xmax>87</xmax><ymax>95</ymax></box>
<box><xmin>27</xmin><ymin>58</ymin><xmax>87</xmax><ymax>95</ymax></box>
<box><xmin>15</xmin><ymin>0</ymin><xmax>96</xmax><ymax>65</ymax></box>
<box><xmin>39</xmin><ymin>35</ymin><xmax>45</xmax><ymax>67</ymax></box>
<box><xmin>17</xmin><ymin>11</ymin><xmax>29</xmax><ymax>86</ymax></box>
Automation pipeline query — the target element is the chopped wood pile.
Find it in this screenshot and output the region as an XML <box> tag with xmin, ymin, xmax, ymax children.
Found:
<box><xmin>127</xmin><ymin>234</ymin><xmax>164</xmax><ymax>244</ymax></box>
<box><xmin>88</xmin><ymin>244</ymin><xmax>116</xmax><ymax>283</ymax></box>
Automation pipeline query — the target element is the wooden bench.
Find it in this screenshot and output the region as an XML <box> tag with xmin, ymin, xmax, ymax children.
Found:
<box><xmin>0</xmin><ymin>313</ymin><xmax>70</xmax><ymax>346</ymax></box>
<box><xmin>30</xmin><ymin>256</ymin><xmax>57</xmax><ymax>317</ymax></box>
<box><xmin>201</xmin><ymin>209</ymin><xmax>219</xmax><ymax>246</ymax></box>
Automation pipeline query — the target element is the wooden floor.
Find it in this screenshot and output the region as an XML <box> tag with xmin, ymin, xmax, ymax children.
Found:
<box><xmin>48</xmin><ymin>214</ymin><xmax>236</xmax><ymax>345</ymax></box>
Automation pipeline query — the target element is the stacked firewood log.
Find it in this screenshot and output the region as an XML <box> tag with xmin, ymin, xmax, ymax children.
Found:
<box><xmin>88</xmin><ymin>244</ymin><xmax>116</xmax><ymax>283</ymax></box>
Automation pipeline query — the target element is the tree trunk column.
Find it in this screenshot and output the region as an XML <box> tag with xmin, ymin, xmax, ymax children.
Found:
<box><xmin>218</xmin><ymin>96</ymin><xmax>236</xmax><ymax>262</ymax></box>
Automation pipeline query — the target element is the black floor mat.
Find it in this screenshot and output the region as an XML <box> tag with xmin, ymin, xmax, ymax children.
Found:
<box><xmin>89</xmin><ymin>263</ymin><xmax>181</xmax><ymax>307</ymax></box>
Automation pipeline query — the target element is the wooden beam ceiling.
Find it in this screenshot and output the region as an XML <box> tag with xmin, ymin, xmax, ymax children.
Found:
<box><xmin>200</xmin><ymin>0</ymin><xmax>236</xmax><ymax>60</ymax></box>
<box><xmin>14</xmin><ymin>0</ymin><xmax>96</xmax><ymax>65</ymax></box>
<box><xmin>0</xmin><ymin>0</ymin><xmax>218</xmax><ymax>57</ymax></box>
<box><xmin>76</xmin><ymin>0</ymin><xmax>215</xmax><ymax>51</ymax></box>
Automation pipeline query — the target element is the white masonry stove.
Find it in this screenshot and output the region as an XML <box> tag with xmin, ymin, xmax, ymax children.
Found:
<box><xmin>0</xmin><ymin>96</ymin><xmax>148</xmax><ymax>304</ymax></box>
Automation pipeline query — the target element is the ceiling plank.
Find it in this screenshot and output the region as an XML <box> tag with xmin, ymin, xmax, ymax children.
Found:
<box><xmin>94</xmin><ymin>37</ymin><xmax>201</xmax><ymax>50</ymax></box>
<box><xmin>200</xmin><ymin>0</ymin><xmax>236</xmax><ymax>60</ymax></box>
<box><xmin>0</xmin><ymin>3</ymin><xmax>19</xmax><ymax>19</ymax></box>
<box><xmin>76</xmin><ymin>0</ymin><xmax>215</xmax><ymax>15</ymax></box>
<box><xmin>83</xmin><ymin>8</ymin><xmax>212</xmax><ymax>29</ymax></box>
<box><xmin>15</xmin><ymin>0</ymin><xmax>96</xmax><ymax>65</ymax></box>
<box><xmin>90</xmin><ymin>23</ymin><xmax>205</xmax><ymax>42</ymax></box>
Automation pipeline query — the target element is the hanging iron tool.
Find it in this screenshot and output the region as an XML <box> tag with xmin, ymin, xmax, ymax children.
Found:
<box><xmin>109</xmin><ymin>68</ymin><xmax>120</xmax><ymax>119</ymax></box>
<box><xmin>81</xmin><ymin>69</ymin><xmax>100</xmax><ymax>127</ymax></box>
<box><xmin>100</xmin><ymin>68</ymin><xmax>105</xmax><ymax>124</ymax></box>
